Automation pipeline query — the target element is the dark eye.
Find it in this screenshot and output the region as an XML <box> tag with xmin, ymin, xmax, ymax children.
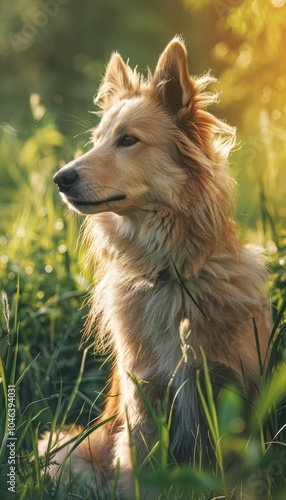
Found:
<box><xmin>117</xmin><ymin>134</ymin><xmax>139</xmax><ymax>148</ymax></box>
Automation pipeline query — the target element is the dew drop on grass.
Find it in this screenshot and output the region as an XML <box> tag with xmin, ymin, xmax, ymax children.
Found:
<box><xmin>54</xmin><ymin>219</ymin><xmax>64</xmax><ymax>230</ymax></box>
<box><xmin>58</xmin><ymin>244</ymin><xmax>67</xmax><ymax>253</ymax></box>
<box><xmin>17</xmin><ymin>227</ymin><xmax>26</xmax><ymax>238</ymax></box>
<box><xmin>267</xmin><ymin>240</ymin><xmax>277</xmax><ymax>254</ymax></box>
<box><xmin>39</xmin><ymin>207</ymin><xmax>48</xmax><ymax>217</ymax></box>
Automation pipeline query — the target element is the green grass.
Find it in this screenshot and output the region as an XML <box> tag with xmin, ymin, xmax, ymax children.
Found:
<box><xmin>0</xmin><ymin>103</ymin><xmax>286</xmax><ymax>499</ymax></box>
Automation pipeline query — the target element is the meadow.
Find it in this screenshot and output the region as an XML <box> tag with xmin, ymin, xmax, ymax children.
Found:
<box><xmin>1</xmin><ymin>1</ymin><xmax>286</xmax><ymax>498</ymax></box>
<box><xmin>0</xmin><ymin>92</ymin><xmax>286</xmax><ymax>500</ymax></box>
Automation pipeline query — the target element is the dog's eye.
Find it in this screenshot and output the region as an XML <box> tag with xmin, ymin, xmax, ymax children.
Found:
<box><xmin>117</xmin><ymin>134</ymin><xmax>139</xmax><ymax>148</ymax></box>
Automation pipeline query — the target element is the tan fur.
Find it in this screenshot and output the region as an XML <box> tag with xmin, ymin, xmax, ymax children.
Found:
<box><xmin>41</xmin><ymin>37</ymin><xmax>271</xmax><ymax>495</ymax></box>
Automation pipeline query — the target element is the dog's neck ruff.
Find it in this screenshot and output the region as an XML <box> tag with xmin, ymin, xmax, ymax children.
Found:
<box><xmin>144</xmin><ymin>268</ymin><xmax>175</xmax><ymax>283</ymax></box>
<box><xmin>148</xmin><ymin>250</ymin><xmax>213</xmax><ymax>284</ymax></box>
<box><xmin>157</xmin><ymin>268</ymin><xmax>173</xmax><ymax>282</ymax></box>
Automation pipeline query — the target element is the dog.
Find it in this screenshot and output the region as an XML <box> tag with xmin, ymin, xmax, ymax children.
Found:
<box><xmin>41</xmin><ymin>37</ymin><xmax>271</xmax><ymax>496</ymax></box>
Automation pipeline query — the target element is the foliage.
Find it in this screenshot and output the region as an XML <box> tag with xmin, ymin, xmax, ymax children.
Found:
<box><xmin>0</xmin><ymin>88</ymin><xmax>285</xmax><ymax>500</ymax></box>
<box><xmin>183</xmin><ymin>0</ymin><xmax>286</xmax><ymax>235</ymax></box>
<box><xmin>0</xmin><ymin>104</ymin><xmax>108</xmax><ymax>498</ymax></box>
<box><xmin>1</xmin><ymin>0</ymin><xmax>286</xmax><ymax>231</ymax></box>
<box><xmin>0</xmin><ymin>1</ymin><xmax>286</xmax><ymax>498</ymax></box>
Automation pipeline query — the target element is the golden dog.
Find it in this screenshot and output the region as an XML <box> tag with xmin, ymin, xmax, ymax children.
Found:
<box><xmin>41</xmin><ymin>37</ymin><xmax>271</xmax><ymax>495</ymax></box>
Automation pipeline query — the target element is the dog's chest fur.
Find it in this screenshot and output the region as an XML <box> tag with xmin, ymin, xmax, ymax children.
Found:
<box><xmin>89</xmin><ymin>209</ymin><xmax>268</xmax><ymax>389</ymax></box>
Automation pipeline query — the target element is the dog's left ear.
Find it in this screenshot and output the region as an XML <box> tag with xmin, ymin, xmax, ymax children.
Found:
<box><xmin>152</xmin><ymin>37</ymin><xmax>193</xmax><ymax>116</ymax></box>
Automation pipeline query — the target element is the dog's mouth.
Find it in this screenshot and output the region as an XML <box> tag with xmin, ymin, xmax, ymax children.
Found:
<box><xmin>67</xmin><ymin>194</ymin><xmax>127</xmax><ymax>207</ymax></box>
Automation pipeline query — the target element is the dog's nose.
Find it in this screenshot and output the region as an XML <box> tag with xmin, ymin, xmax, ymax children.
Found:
<box><xmin>53</xmin><ymin>168</ymin><xmax>79</xmax><ymax>193</ymax></box>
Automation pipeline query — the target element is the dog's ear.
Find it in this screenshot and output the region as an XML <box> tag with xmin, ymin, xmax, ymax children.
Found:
<box><xmin>95</xmin><ymin>52</ymin><xmax>134</xmax><ymax>109</ymax></box>
<box><xmin>104</xmin><ymin>52</ymin><xmax>132</xmax><ymax>92</ymax></box>
<box><xmin>152</xmin><ymin>37</ymin><xmax>193</xmax><ymax>116</ymax></box>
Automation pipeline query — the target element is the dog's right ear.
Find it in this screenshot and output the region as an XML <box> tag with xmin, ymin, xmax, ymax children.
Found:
<box><xmin>94</xmin><ymin>52</ymin><xmax>135</xmax><ymax>110</ymax></box>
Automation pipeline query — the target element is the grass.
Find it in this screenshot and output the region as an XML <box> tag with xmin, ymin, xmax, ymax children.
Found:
<box><xmin>0</xmin><ymin>101</ymin><xmax>286</xmax><ymax>499</ymax></box>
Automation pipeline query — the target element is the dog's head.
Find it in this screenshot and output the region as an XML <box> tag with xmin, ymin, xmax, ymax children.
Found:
<box><xmin>54</xmin><ymin>37</ymin><xmax>235</xmax><ymax>218</ymax></box>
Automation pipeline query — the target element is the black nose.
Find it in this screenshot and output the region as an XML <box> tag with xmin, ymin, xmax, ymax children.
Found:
<box><xmin>53</xmin><ymin>168</ymin><xmax>79</xmax><ymax>193</ymax></box>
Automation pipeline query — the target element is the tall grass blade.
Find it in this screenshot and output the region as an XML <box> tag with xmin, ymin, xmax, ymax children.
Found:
<box><xmin>196</xmin><ymin>348</ymin><xmax>227</xmax><ymax>496</ymax></box>
<box><xmin>252</xmin><ymin>363</ymin><xmax>286</xmax><ymax>430</ymax></box>
<box><xmin>268</xmin><ymin>296</ymin><xmax>286</xmax><ymax>346</ymax></box>
<box><xmin>59</xmin><ymin>347</ymin><xmax>88</xmax><ymax>428</ymax></box>
<box><xmin>252</xmin><ymin>317</ymin><xmax>264</xmax><ymax>378</ymax></box>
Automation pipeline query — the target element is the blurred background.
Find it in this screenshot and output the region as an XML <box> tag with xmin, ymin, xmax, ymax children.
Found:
<box><xmin>1</xmin><ymin>0</ymin><xmax>286</xmax><ymax>234</ymax></box>
<box><xmin>0</xmin><ymin>3</ymin><xmax>286</xmax><ymax>488</ymax></box>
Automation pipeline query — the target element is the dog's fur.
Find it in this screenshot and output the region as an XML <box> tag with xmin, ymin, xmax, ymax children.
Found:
<box><xmin>41</xmin><ymin>37</ymin><xmax>271</xmax><ymax>494</ymax></box>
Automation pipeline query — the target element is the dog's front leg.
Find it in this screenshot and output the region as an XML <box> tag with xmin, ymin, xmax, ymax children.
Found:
<box><xmin>114</xmin><ymin>406</ymin><xmax>159</xmax><ymax>498</ymax></box>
